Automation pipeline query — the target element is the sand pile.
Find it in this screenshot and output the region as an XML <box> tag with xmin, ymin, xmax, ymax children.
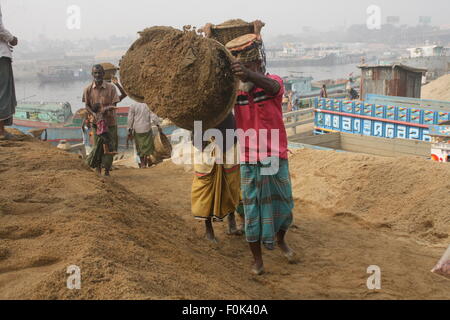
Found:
<box><xmin>0</xmin><ymin>135</ymin><xmax>279</xmax><ymax>300</ymax></box>
<box><xmin>1</xmin><ymin>134</ymin><xmax>450</xmax><ymax>299</ymax></box>
<box><xmin>290</xmin><ymin>149</ymin><xmax>450</xmax><ymax>245</ymax></box>
<box><xmin>422</xmin><ymin>74</ymin><xmax>450</xmax><ymax>101</ymax></box>
<box><xmin>116</xmin><ymin>154</ymin><xmax>450</xmax><ymax>299</ymax></box>
<box><xmin>120</xmin><ymin>26</ymin><xmax>236</xmax><ymax>131</ymax></box>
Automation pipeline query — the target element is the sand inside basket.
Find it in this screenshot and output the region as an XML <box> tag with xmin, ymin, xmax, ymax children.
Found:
<box><xmin>217</xmin><ymin>19</ymin><xmax>250</xmax><ymax>27</ymax></box>
<box><xmin>120</xmin><ymin>26</ymin><xmax>236</xmax><ymax>131</ymax></box>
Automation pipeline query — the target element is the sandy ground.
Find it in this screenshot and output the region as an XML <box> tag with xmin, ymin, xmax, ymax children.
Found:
<box><xmin>113</xmin><ymin>159</ymin><xmax>450</xmax><ymax>300</ymax></box>
<box><xmin>0</xmin><ymin>132</ymin><xmax>449</xmax><ymax>299</ymax></box>
<box><xmin>422</xmin><ymin>74</ymin><xmax>450</xmax><ymax>101</ymax></box>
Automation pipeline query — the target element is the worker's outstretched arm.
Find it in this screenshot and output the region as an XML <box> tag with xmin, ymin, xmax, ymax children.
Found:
<box><xmin>112</xmin><ymin>77</ymin><xmax>127</xmax><ymax>102</ymax></box>
<box><xmin>231</xmin><ymin>62</ymin><xmax>280</xmax><ymax>96</ymax></box>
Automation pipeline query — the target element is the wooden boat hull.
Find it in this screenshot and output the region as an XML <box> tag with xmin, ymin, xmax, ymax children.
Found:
<box><xmin>12</xmin><ymin>119</ymin><xmax>178</xmax><ymax>150</ymax></box>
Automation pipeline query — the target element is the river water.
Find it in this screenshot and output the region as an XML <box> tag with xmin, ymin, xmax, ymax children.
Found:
<box><xmin>14</xmin><ymin>63</ymin><xmax>359</xmax><ymax>112</ymax></box>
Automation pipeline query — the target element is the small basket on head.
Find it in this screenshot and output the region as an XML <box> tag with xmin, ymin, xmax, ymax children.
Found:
<box><xmin>100</xmin><ymin>62</ymin><xmax>119</xmax><ymax>81</ymax></box>
<box><xmin>210</xmin><ymin>20</ymin><xmax>255</xmax><ymax>45</ymax></box>
<box><xmin>226</xmin><ymin>34</ymin><xmax>263</xmax><ymax>64</ymax></box>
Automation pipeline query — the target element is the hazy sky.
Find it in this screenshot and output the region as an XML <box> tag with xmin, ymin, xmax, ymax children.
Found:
<box><xmin>2</xmin><ymin>0</ymin><xmax>450</xmax><ymax>41</ymax></box>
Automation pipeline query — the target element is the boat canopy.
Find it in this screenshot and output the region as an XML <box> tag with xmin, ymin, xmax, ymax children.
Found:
<box><xmin>15</xmin><ymin>102</ymin><xmax>73</xmax><ymax>123</ymax></box>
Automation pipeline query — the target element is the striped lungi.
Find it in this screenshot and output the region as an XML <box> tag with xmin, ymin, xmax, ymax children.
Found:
<box><xmin>240</xmin><ymin>158</ymin><xmax>294</xmax><ymax>244</ymax></box>
<box><xmin>0</xmin><ymin>57</ymin><xmax>16</xmax><ymax>126</ymax></box>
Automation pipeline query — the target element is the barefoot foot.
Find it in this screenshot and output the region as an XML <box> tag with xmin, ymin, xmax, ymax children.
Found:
<box><xmin>278</xmin><ymin>240</ymin><xmax>297</xmax><ymax>264</ymax></box>
<box><xmin>227</xmin><ymin>213</ymin><xmax>243</xmax><ymax>235</ymax></box>
<box><xmin>205</xmin><ymin>233</ymin><xmax>219</xmax><ymax>244</ymax></box>
<box><xmin>251</xmin><ymin>262</ymin><xmax>265</xmax><ymax>275</ymax></box>
<box><xmin>283</xmin><ymin>249</ymin><xmax>297</xmax><ymax>264</ymax></box>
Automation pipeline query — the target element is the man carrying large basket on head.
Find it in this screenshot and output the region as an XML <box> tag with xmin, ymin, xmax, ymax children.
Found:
<box><xmin>222</xmin><ymin>20</ymin><xmax>296</xmax><ymax>275</ymax></box>
<box><xmin>189</xmin><ymin>21</ymin><xmax>261</xmax><ymax>243</ymax></box>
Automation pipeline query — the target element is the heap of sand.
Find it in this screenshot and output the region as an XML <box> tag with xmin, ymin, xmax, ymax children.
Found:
<box><xmin>1</xmin><ymin>132</ymin><xmax>449</xmax><ymax>299</ymax></box>
<box><xmin>0</xmin><ymin>132</ymin><xmax>278</xmax><ymax>299</ymax></box>
<box><xmin>422</xmin><ymin>74</ymin><xmax>450</xmax><ymax>101</ymax></box>
<box><xmin>290</xmin><ymin>149</ymin><xmax>450</xmax><ymax>245</ymax></box>
<box><xmin>120</xmin><ymin>26</ymin><xmax>236</xmax><ymax>131</ymax></box>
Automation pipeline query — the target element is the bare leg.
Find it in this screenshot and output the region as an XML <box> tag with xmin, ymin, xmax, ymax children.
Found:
<box><xmin>96</xmin><ymin>165</ymin><xmax>102</xmax><ymax>175</ymax></box>
<box><xmin>148</xmin><ymin>156</ymin><xmax>154</xmax><ymax>167</ymax></box>
<box><xmin>103</xmin><ymin>144</ymin><xmax>118</xmax><ymax>156</ymax></box>
<box><xmin>143</xmin><ymin>156</ymin><xmax>148</xmax><ymax>167</ymax></box>
<box><xmin>0</xmin><ymin>121</ymin><xmax>5</xmax><ymax>136</ymax></box>
<box><xmin>103</xmin><ymin>146</ymin><xmax>111</xmax><ymax>176</ymax></box>
<box><xmin>277</xmin><ymin>229</ymin><xmax>296</xmax><ymax>264</ymax></box>
<box><xmin>139</xmin><ymin>156</ymin><xmax>146</xmax><ymax>168</ymax></box>
<box><xmin>205</xmin><ymin>218</ymin><xmax>218</xmax><ymax>243</ymax></box>
<box><xmin>237</xmin><ymin>212</ymin><xmax>245</xmax><ymax>234</ymax></box>
<box><xmin>249</xmin><ymin>242</ymin><xmax>264</xmax><ymax>275</ymax></box>
<box><xmin>227</xmin><ymin>212</ymin><xmax>243</xmax><ymax>235</ymax></box>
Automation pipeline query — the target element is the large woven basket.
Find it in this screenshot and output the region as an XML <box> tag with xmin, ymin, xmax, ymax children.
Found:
<box><xmin>210</xmin><ymin>23</ymin><xmax>255</xmax><ymax>45</ymax></box>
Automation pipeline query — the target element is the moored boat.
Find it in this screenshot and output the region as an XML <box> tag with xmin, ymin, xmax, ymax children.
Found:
<box><xmin>37</xmin><ymin>66</ymin><xmax>91</xmax><ymax>83</ymax></box>
<box><xmin>12</xmin><ymin>102</ymin><xmax>178</xmax><ymax>150</ymax></box>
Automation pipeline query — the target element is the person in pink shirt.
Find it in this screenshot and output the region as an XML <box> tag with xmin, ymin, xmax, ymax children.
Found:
<box><xmin>230</xmin><ymin>27</ymin><xmax>295</xmax><ymax>275</ymax></box>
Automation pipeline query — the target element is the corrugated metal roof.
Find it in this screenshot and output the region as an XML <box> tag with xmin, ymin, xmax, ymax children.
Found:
<box><xmin>358</xmin><ymin>63</ymin><xmax>427</xmax><ymax>74</ymax></box>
